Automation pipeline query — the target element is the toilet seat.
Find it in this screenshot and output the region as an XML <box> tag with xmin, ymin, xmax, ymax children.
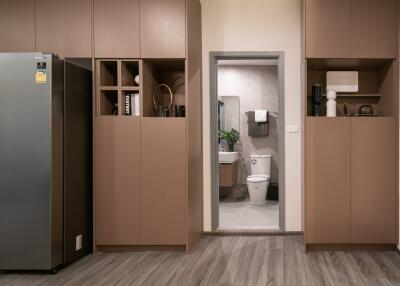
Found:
<box><xmin>247</xmin><ymin>175</ymin><xmax>270</xmax><ymax>183</ymax></box>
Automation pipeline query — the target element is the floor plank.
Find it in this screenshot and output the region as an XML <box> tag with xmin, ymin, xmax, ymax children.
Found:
<box><xmin>0</xmin><ymin>236</ymin><xmax>399</xmax><ymax>286</ymax></box>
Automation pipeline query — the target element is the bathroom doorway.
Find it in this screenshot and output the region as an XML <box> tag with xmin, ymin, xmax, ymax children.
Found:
<box><xmin>210</xmin><ymin>52</ymin><xmax>285</xmax><ymax>231</ymax></box>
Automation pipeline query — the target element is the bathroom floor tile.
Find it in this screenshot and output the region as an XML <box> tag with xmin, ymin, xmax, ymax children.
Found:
<box><xmin>219</xmin><ymin>200</ymin><xmax>279</xmax><ymax>230</ymax></box>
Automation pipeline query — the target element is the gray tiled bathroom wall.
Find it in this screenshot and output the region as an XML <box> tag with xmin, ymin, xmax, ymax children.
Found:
<box><xmin>218</xmin><ymin>65</ymin><xmax>279</xmax><ymax>184</ymax></box>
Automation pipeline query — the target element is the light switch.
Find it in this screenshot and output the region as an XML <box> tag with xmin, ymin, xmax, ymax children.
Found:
<box><xmin>286</xmin><ymin>125</ymin><xmax>299</xmax><ymax>133</ymax></box>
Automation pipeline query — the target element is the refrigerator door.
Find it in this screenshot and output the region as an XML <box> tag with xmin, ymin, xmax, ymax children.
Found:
<box><xmin>0</xmin><ymin>53</ymin><xmax>63</xmax><ymax>270</ymax></box>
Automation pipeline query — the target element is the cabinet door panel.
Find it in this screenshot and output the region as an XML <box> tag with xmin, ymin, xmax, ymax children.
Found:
<box><xmin>141</xmin><ymin>118</ymin><xmax>186</xmax><ymax>245</ymax></box>
<box><xmin>306</xmin><ymin>118</ymin><xmax>351</xmax><ymax>243</ymax></box>
<box><xmin>350</xmin><ymin>118</ymin><xmax>396</xmax><ymax>243</ymax></box>
<box><xmin>140</xmin><ymin>0</ymin><xmax>186</xmax><ymax>58</ymax></box>
<box><xmin>94</xmin><ymin>0</ymin><xmax>140</xmax><ymax>58</ymax></box>
<box><xmin>94</xmin><ymin>117</ymin><xmax>141</xmax><ymax>245</ymax></box>
<box><xmin>305</xmin><ymin>0</ymin><xmax>351</xmax><ymax>58</ymax></box>
<box><xmin>351</xmin><ymin>0</ymin><xmax>396</xmax><ymax>58</ymax></box>
<box><xmin>36</xmin><ymin>0</ymin><xmax>92</xmax><ymax>58</ymax></box>
<box><xmin>0</xmin><ymin>0</ymin><xmax>35</xmax><ymax>52</ymax></box>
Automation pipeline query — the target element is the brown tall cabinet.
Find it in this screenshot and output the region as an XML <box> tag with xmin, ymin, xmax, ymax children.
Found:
<box><xmin>94</xmin><ymin>0</ymin><xmax>203</xmax><ymax>252</ymax></box>
<box><xmin>304</xmin><ymin>0</ymin><xmax>398</xmax><ymax>250</ymax></box>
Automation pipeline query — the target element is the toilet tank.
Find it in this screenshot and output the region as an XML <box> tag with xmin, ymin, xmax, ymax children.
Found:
<box><xmin>250</xmin><ymin>155</ymin><xmax>272</xmax><ymax>176</ymax></box>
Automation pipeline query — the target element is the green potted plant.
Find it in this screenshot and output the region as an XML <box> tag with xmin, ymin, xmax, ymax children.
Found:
<box><xmin>219</xmin><ymin>128</ymin><xmax>240</xmax><ymax>152</ymax></box>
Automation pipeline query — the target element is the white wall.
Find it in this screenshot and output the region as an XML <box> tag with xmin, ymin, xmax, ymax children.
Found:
<box><xmin>201</xmin><ymin>0</ymin><xmax>303</xmax><ymax>231</ymax></box>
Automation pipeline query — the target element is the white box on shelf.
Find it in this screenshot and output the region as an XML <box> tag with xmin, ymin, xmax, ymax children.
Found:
<box><xmin>326</xmin><ymin>71</ymin><xmax>358</xmax><ymax>93</ymax></box>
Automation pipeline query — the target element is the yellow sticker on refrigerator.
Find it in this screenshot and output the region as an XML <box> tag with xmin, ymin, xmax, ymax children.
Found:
<box><xmin>35</xmin><ymin>71</ymin><xmax>47</xmax><ymax>84</ymax></box>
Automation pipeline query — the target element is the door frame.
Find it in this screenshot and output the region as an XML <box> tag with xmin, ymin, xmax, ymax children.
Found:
<box><xmin>210</xmin><ymin>51</ymin><xmax>286</xmax><ymax>231</ymax></box>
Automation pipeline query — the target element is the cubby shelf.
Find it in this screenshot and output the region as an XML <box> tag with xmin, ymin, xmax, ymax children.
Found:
<box><xmin>96</xmin><ymin>59</ymin><xmax>188</xmax><ymax>119</ymax></box>
<box><xmin>121</xmin><ymin>90</ymin><xmax>140</xmax><ymax>117</ymax></box>
<box><xmin>306</xmin><ymin>59</ymin><xmax>395</xmax><ymax>117</ymax></box>
<box><xmin>99</xmin><ymin>61</ymin><xmax>118</xmax><ymax>87</ymax></box>
<box><xmin>121</xmin><ymin>61</ymin><xmax>140</xmax><ymax>87</ymax></box>
<box><xmin>142</xmin><ymin>59</ymin><xmax>186</xmax><ymax>118</ymax></box>
<box><xmin>99</xmin><ymin>90</ymin><xmax>118</xmax><ymax>116</ymax></box>
<box><xmin>96</xmin><ymin>59</ymin><xmax>141</xmax><ymax>117</ymax></box>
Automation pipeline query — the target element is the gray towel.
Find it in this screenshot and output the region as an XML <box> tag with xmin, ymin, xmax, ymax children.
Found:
<box><xmin>247</xmin><ymin>111</ymin><xmax>269</xmax><ymax>137</ymax></box>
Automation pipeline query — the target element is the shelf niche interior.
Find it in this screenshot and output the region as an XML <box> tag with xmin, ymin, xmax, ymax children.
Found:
<box><xmin>121</xmin><ymin>61</ymin><xmax>140</xmax><ymax>87</ymax></box>
<box><xmin>306</xmin><ymin>59</ymin><xmax>395</xmax><ymax>117</ymax></box>
<box><xmin>100</xmin><ymin>90</ymin><xmax>118</xmax><ymax>116</ymax></box>
<box><xmin>142</xmin><ymin>60</ymin><xmax>186</xmax><ymax>118</ymax></box>
<box><xmin>99</xmin><ymin>60</ymin><xmax>118</xmax><ymax>87</ymax></box>
<box><xmin>121</xmin><ymin>90</ymin><xmax>140</xmax><ymax>116</ymax></box>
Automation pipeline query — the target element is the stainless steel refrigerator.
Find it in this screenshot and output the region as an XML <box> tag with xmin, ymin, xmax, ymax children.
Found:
<box><xmin>0</xmin><ymin>53</ymin><xmax>92</xmax><ymax>271</ymax></box>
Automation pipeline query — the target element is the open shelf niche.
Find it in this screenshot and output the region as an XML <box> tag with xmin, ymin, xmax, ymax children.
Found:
<box><xmin>142</xmin><ymin>59</ymin><xmax>186</xmax><ymax>118</ymax></box>
<box><xmin>96</xmin><ymin>59</ymin><xmax>141</xmax><ymax>117</ymax></box>
<box><xmin>121</xmin><ymin>90</ymin><xmax>140</xmax><ymax>116</ymax></box>
<box><xmin>121</xmin><ymin>61</ymin><xmax>140</xmax><ymax>87</ymax></box>
<box><xmin>306</xmin><ymin>59</ymin><xmax>396</xmax><ymax>117</ymax></box>
<box><xmin>99</xmin><ymin>60</ymin><xmax>118</xmax><ymax>87</ymax></box>
<box><xmin>100</xmin><ymin>90</ymin><xmax>118</xmax><ymax>116</ymax></box>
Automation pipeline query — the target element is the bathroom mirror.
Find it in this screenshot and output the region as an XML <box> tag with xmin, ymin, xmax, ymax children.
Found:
<box><xmin>218</xmin><ymin>95</ymin><xmax>240</xmax><ymax>132</ymax></box>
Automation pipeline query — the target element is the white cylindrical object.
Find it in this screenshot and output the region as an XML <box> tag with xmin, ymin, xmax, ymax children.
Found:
<box><xmin>326</xmin><ymin>90</ymin><xmax>337</xmax><ymax>117</ymax></box>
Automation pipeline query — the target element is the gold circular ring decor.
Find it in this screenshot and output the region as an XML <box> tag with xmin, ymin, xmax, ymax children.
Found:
<box><xmin>153</xmin><ymin>84</ymin><xmax>173</xmax><ymax>111</ymax></box>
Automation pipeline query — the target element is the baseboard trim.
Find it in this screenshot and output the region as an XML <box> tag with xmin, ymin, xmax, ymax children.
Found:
<box><xmin>306</xmin><ymin>243</ymin><xmax>396</xmax><ymax>253</ymax></box>
<box><xmin>96</xmin><ymin>245</ymin><xmax>186</xmax><ymax>253</ymax></box>
<box><xmin>202</xmin><ymin>230</ymin><xmax>303</xmax><ymax>236</ymax></box>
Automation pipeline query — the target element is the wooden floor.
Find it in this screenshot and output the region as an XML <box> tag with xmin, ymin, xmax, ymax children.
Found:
<box><xmin>1</xmin><ymin>236</ymin><xmax>400</xmax><ymax>286</ymax></box>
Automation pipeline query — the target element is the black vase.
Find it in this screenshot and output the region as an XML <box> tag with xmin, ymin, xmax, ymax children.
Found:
<box><xmin>227</xmin><ymin>143</ymin><xmax>234</xmax><ymax>152</ymax></box>
<box><xmin>311</xmin><ymin>84</ymin><xmax>322</xmax><ymax>116</ymax></box>
<box><xmin>175</xmin><ymin>105</ymin><xmax>185</xmax><ymax>117</ymax></box>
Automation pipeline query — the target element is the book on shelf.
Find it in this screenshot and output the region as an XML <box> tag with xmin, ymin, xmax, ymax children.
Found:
<box><xmin>126</xmin><ymin>93</ymin><xmax>140</xmax><ymax>116</ymax></box>
<box><xmin>134</xmin><ymin>93</ymin><xmax>140</xmax><ymax>116</ymax></box>
<box><xmin>125</xmin><ymin>94</ymin><xmax>132</xmax><ymax>115</ymax></box>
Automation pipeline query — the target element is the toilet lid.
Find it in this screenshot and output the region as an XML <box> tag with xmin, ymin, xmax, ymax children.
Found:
<box><xmin>247</xmin><ymin>175</ymin><xmax>270</xmax><ymax>183</ymax></box>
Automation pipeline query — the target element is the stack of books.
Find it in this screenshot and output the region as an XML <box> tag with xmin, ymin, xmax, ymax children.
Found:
<box><xmin>124</xmin><ymin>93</ymin><xmax>140</xmax><ymax>116</ymax></box>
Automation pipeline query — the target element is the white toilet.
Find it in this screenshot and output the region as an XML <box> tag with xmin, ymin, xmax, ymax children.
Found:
<box><xmin>247</xmin><ymin>155</ymin><xmax>272</xmax><ymax>205</ymax></box>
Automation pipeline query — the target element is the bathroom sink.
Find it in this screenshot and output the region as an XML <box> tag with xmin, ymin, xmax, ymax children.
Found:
<box><xmin>219</xmin><ymin>152</ymin><xmax>239</xmax><ymax>163</ymax></box>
